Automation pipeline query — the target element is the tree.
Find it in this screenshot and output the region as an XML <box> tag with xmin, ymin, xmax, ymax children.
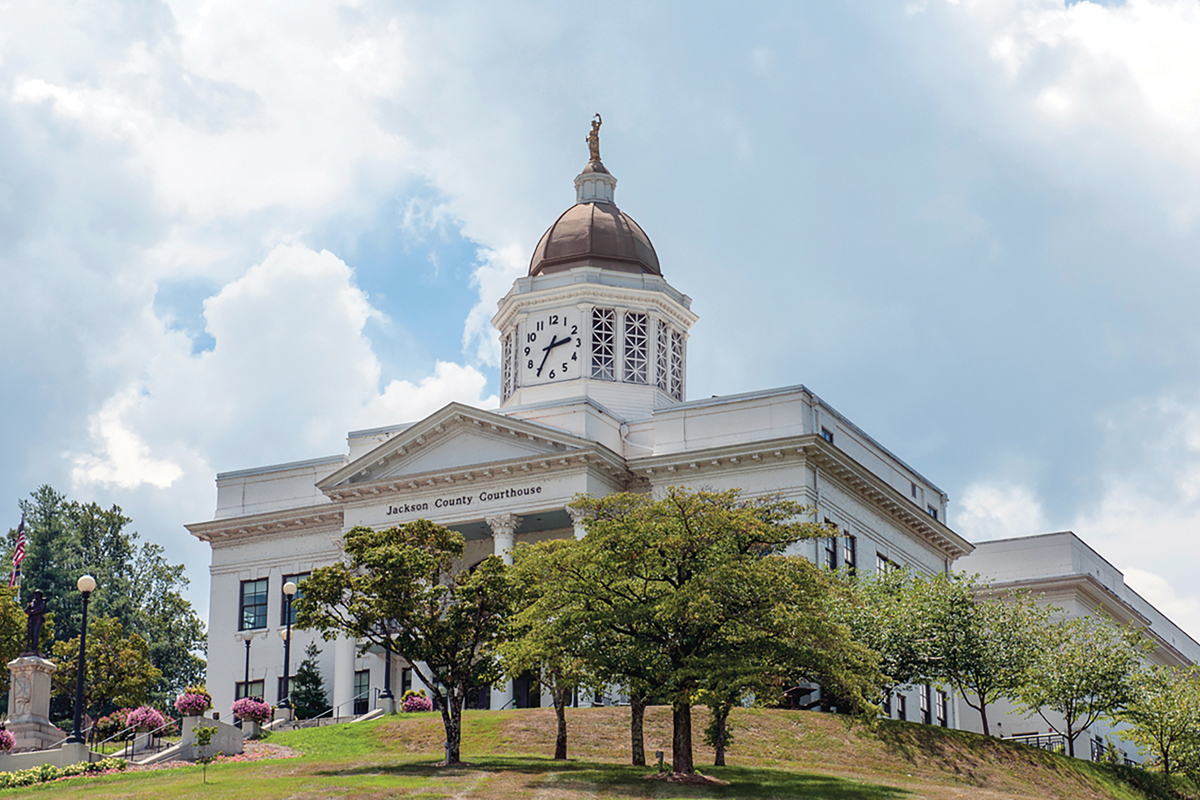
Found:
<box><xmin>9</xmin><ymin>486</ymin><xmax>206</xmax><ymax>701</ymax></box>
<box><xmin>294</xmin><ymin>520</ymin><xmax>518</xmax><ymax>765</ymax></box>
<box><xmin>1117</xmin><ymin>664</ymin><xmax>1200</xmax><ymax>774</ymax></box>
<box><xmin>564</xmin><ymin>488</ymin><xmax>873</xmax><ymax>776</ymax></box>
<box><xmin>502</xmin><ymin>540</ymin><xmax>596</xmax><ymax>760</ymax></box>
<box><xmin>1016</xmin><ymin>613</ymin><xmax>1151</xmax><ymax>758</ymax></box>
<box><xmin>290</xmin><ymin>642</ymin><xmax>331</xmax><ymax>720</ymax></box>
<box><xmin>51</xmin><ymin>617</ymin><xmax>162</xmax><ymax>718</ymax></box>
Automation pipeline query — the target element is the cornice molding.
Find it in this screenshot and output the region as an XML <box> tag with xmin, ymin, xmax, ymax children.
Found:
<box><xmin>631</xmin><ymin>434</ymin><xmax>973</xmax><ymax>560</ymax></box>
<box><xmin>493</xmin><ymin>283</ymin><xmax>698</xmax><ymax>333</ymax></box>
<box><xmin>187</xmin><ymin>505</ymin><xmax>344</xmax><ymax>545</ymax></box>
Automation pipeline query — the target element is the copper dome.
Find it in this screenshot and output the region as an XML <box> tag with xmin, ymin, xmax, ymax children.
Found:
<box><xmin>528</xmin><ymin>201</ymin><xmax>661</xmax><ymax>277</ymax></box>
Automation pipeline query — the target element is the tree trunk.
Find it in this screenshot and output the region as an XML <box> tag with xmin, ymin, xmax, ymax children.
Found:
<box><xmin>672</xmin><ymin>700</ymin><xmax>694</xmax><ymax>775</ymax></box>
<box><xmin>440</xmin><ymin>690</ymin><xmax>464</xmax><ymax>764</ymax></box>
<box><xmin>713</xmin><ymin>703</ymin><xmax>729</xmax><ymax>767</ymax></box>
<box><xmin>553</xmin><ymin>686</ymin><xmax>569</xmax><ymax>760</ymax></box>
<box><xmin>1066</xmin><ymin>721</ymin><xmax>1076</xmax><ymax>759</ymax></box>
<box><xmin>978</xmin><ymin>698</ymin><xmax>990</xmax><ymax>737</ymax></box>
<box><xmin>630</xmin><ymin>692</ymin><xmax>647</xmax><ymax>766</ymax></box>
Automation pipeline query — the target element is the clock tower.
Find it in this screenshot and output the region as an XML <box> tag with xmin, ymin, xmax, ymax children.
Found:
<box><xmin>493</xmin><ymin>116</ymin><xmax>697</xmax><ymax>420</ymax></box>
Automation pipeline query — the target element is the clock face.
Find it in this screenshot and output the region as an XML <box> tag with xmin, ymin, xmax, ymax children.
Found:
<box><xmin>521</xmin><ymin>310</ymin><xmax>583</xmax><ymax>385</ymax></box>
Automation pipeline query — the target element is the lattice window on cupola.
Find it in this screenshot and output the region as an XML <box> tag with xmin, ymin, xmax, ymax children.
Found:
<box><xmin>623</xmin><ymin>312</ymin><xmax>648</xmax><ymax>384</ymax></box>
<box><xmin>656</xmin><ymin>320</ymin><xmax>670</xmax><ymax>392</ymax></box>
<box><xmin>501</xmin><ymin>333</ymin><xmax>514</xmax><ymax>402</ymax></box>
<box><xmin>591</xmin><ymin>308</ymin><xmax>616</xmax><ymax>380</ymax></box>
<box><xmin>669</xmin><ymin>328</ymin><xmax>685</xmax><ymax>401</ymax></box>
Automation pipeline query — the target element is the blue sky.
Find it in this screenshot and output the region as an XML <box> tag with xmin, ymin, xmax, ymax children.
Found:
<box><xmin>6</xmin><ymin>0</ymin><xmax>1200</xmax><ymax>636</ymax></box>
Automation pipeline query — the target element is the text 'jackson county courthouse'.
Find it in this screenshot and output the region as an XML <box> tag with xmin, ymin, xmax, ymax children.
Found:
<box><xmin>188</xmin><ymin>126</ymin><xmax>1200</xmax><ymax>761</ymax></box>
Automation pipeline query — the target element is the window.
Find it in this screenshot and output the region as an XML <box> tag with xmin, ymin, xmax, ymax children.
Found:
<box><xmin>921</xmin><ymin>685</ymin><xmax>932</xmax><ymax>725</ymax></box>
<box><xmin>669</xmin><ymin>328</ymin><xmax>684</xmax><ymax>401</ymax></box>
<box><xmin>501</xmin><ymin>333</ymin><xmax>514</xmax><ymax>402</ymax></box>
<box><xmin>591</xmin><ymin>308</ymin><xmax>615</xmax><ymax>380</ymax></box>
<box><xmin>235</xmin><ymin>680</ymin><xmax>264</xmax><ymax>701</ymax></box>
<box><xmin>842</xmin><ymin>535</ymin><xmax>857</xmax><ymax>575</ymax></box>
<box><xmin>401</xmin><ymin>667</ymin><xmax>412</xmax><ymax>696</ymax></box>
<box><xmin>881</xmin><ymin>691</ymin><xmax>892</xmax><ymax>717</ymax></box>
<box><xmin>823</xmin><ymin>537</ymin><xmax>838</xmax><ymax>570</ymax></box>
<box><xmin>277</xmin><ymin>676</ymin><xmax>291</xmax><ymax>705</ymax></box>
<box><xmin>239</xmin><ymin>578</ymin><xmax>268</xmax><ymax>630</ymax></box>
<box><xmin>936</xmin><ymin>689</ymin><xmax>947</xmax><ymax>727</ymax></box>
<box><xmin>876</xmin><ymin>554</ymin><xmax>900</xmax><ymax>574</ymax></box>
<box><xmin>281</xmin><ymin>573</ymin><xmax>310</xmax><ymax>626</ymax></box>
<box><xmin>656</xmin><ymin>321</ymin><xmax>670</xmax><ymax>392</ymax></box>
<box><xmin>896</xmin><ymin>694</ymin><xmax>907</xmax><ymax>721</ymax></box>
<box><xmin>911</xmin><ymin>482</ymin><xmax>917</xmax><ymax>499</ymax></box>
<box><xmin>820</xmin><ymin>427</ymin><xmax>834</xmax><ymax>444</ymax></box>
<box><xmin>623</xmin><ymin>312</ymin><xmax>648</xmax><ymax>384</ymax></box>
<box><xmin>927</xmin><ymin>505</ymin><xmax>939</xmax><ymax>521</ymax></box>
<box><xmin>354</xmin><ymin>669</ymin><xmax>370</xmax><ymax>716</ymax></box>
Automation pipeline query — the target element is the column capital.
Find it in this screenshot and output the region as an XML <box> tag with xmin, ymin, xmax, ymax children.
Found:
<box><xmin>485</xmin><ymin>514</ymin><xmax>522</xmax><ymax>537</ymax></box>
<box><xmin>567</xmin><ymin>506</ymin><xmax>588</xmax><ymax>540</ymax></box>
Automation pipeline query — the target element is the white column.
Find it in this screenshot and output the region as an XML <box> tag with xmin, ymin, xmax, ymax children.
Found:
<box><xmin>486</xmin><ymin>513</ymin><xmax>521</xmax><ymax>566</ymax></box>
<box><xmin>486</xmin><ymin>514</ymin><xmax>521</xmax><ymax>710</ymax></box>
<box><xmin>568</xmin><ymin>507</ymin><xmax>587</xmax><ymax>540</ymax></box>
<box><xmin>332</xmin><ymin>635</ymin><xmax>356</xmax><ymax>718</ymax></box>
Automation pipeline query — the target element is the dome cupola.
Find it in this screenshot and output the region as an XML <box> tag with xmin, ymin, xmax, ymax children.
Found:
<box><xmin>528</xmin><ymin>114</ymin><xmax>661</xmax><ymax>277</ymax></box>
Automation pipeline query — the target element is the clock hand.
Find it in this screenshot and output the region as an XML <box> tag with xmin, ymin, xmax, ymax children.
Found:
<box><xmin>536</xmin><ymin>335</ymin><xmax>570</xmax><ymax>376</ymax></box>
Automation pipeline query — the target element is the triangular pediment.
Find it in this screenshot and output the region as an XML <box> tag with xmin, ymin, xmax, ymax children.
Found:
<box><xmin>318</xmin><ymin>403</ymin><xmax>596</xmax><ymax>491</ymax></box>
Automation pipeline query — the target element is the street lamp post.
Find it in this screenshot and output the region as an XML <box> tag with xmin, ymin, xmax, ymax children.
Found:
<box><xmin>238</xmin><ymin>630</ymin><xmax>255</xmax><ymax>698</ymax></box>
<box><xmin>66</xmin><ymin>574</ymin><xmax>97</xmax><ymax>745</ymax></box>
<box><xmin>279</xmin><ymin>581</ymin><xmax>297</xmax><ymax>708</ymax></box>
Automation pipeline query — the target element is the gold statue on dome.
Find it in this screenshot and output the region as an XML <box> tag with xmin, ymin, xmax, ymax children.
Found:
<box><xmin>587</xmin><ymin>113</ymin><xmax>602</xmax><ymax>162</ymax></box>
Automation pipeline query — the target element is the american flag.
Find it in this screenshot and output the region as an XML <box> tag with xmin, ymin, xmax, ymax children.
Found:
<box><xmin>9</xmin><ymin>516</ymin><xmax>25</xmax><ymax>589</ymax></box>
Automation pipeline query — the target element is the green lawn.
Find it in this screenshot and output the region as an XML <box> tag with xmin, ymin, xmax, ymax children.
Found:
<box><xmin>0</xmin><ymin>707</ymin><xmax>1187</xmax><ymax>800</ymax></box>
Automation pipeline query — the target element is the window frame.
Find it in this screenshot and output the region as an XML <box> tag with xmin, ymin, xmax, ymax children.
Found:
<box><xmin>235</xmin><ymin>680</ymin><xmax>265</xmax><ymax>701</ymax></box>
<box><xmin>239</xmin><ymin>578</ymin><xmax>269</xmax><ymax>631</ymax></box>
<box><xmin>280</xmin><ymin>572</ymin><xmax>310</xmax><ymax>626</ymax></box>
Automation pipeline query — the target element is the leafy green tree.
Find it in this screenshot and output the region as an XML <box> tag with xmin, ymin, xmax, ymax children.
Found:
<box><xmin>290</xmin><ymin>642</ymin><xmax>331</xmax><ymax>720</ymax></box>
<box><xmin>51</xmin><ymin>617</ymin><xmax>162</xmax><ymax>719</ymax></box>
<box><xmin>502</xmin><ymin>540</ymin><xmax>596</xmax><ymax>760</ymax></box>
<box><xmin>9</xmin><ymin>486</ymin><xmax>206</xmax><ymax>701</ymax></box>
<box><xmin>564</xmin><ymin>488</ymin><xmax>875</xmax><ymax>775</ymax></box>
<box><xmin>1117</xmin><ymin>664</ymin><xmax>1200</xmax><ymax>774</ymax></box>
<box><xmin>921</xmin><ymin>573</ymin><xmax>1050</xmax><ymax>736</ymax></box>
<box><xmin>294</xmin><ymin>520</ymin><xmax>518</xmax><ymax>765</ymax></box>
<box><xmin>1017</xmin><ymin>613</ymin><xmax>1151</xmax><ymax>758</ymax></box>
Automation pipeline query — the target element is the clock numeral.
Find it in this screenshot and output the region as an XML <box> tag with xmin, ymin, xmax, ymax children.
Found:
<box><xmin>575</xmin><ymin>338</ymin><xmax>581</xmax><ymax>347</ymax></box>
<box><xmin>571</xmin><ymin>352</ymin><xmax>577</xmax><ymax>361</ymax></box>
<box><xmin>527</xmin><ymin>359</ymin><xmax>534</xmax><ymax>369</ymax></box>
<box><xmin>536</xmin><ymin>320</ymin><xmax>544</xmax><ymax>331</ymax></box>
<box><xmin>527</xmin><ymin>332</ymin><xmax>537</xmax><ymax>343</ymax></box>
<box><xmin>549</xmin><ymin>369</ymin><xmax>556</xmax><ymax>379</ymax></box>
<box><xmin>570</xmin><ymin>324</ymin><xmax>578</xmax><ymax>335</ymax></box>
<box><xmin>561</xmin><ymin>362</ymin><xmax>568</xmax><ymax>372</ymax></box>
<box><xmin>550</xmin><ymin>314</ymin><xmax>559</xmax><ymax>325</ymax></box>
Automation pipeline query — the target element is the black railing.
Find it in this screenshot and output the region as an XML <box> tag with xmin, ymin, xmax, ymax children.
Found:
<box><xmin>1006</xmin><ymin>733</ymin><xmax>1067</xmax><ymax>754</ymax></box>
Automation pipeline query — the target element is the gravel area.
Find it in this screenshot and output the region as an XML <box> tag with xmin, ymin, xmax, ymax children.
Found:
<box><xmin>130</xmin><ymin>740</ymin><xmax>301</xmax><ymax>771</ymax></box>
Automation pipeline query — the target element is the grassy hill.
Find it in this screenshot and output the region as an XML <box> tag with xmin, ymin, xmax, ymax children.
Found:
<box><xmin>6</xmin><ymin>706</ymin><xmax>1193</xmax><ymax>799</ymax></box>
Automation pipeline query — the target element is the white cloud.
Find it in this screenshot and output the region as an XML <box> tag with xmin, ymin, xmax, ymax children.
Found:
<box><xmin>1124</xmin><ymin>568</ymin><xmax>1200</xmax><ymax>645</ymax></box>
<box><xmin>70</xmin><ymin>244</ymin><xmax>496</xmax><ymax>492</ymax></box>
<box><xmin>954</xmin><ymin>482</ymin><xmax>1049</xmax><ymax>542</ymax></box>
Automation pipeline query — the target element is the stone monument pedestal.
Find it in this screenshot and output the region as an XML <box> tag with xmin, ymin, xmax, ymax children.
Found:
<box><xmin>7</xmin><ymin>655</ymin><xmax>64</xmax><ymax>752</ymax></box>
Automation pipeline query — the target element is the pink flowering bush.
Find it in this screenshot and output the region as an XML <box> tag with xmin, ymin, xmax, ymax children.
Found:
<box><xmin>231</xmin><ymin>697</ymin><xmax>272</xmax><ymax>724</ymax></box>
<box><xmin>174</xmin><ymin>691</ymin><xmax>212</xmax><ymax>715</ymax></box>
<box><xmin>0</xmin><ymin>729</ymin><xmax>13</xmax><ymax>752</ymax></box>
<box><xmin>125</xmin><ymin>706</ymin><xmax>167</xmax><ymax>730</ymax></box>
<box><xmin>401</xmin><ymin>689</ymin><xmax>433</xmax><ymax>713</ymax></box>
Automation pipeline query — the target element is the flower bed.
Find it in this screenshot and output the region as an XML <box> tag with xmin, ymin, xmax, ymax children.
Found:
<box><xmin>0</xmin><ymin>758</ymin><xmax>126</xmax><ymax>788</ymax></box>
<box><xmin>232</xmin><ymin>697</ymin><xmax>272</xmax><ymax>724</ymax></box>
<box><xmin>0</xmin><ymin>730</ymin><xmax>13</xmax><ymax>752</ymax></box>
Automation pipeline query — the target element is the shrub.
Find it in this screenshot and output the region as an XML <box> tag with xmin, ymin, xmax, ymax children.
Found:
<box><xmin>0</xmin><ymin>758</ymin><xmax>126</xmax><ymax>788</ymax></box>
<box><xmin>232</xmin><ymin>697</ymin><xmax>272</xmax><ymax>724</ymax></box>
<box><xmin>0</xmin><ymin>730</ymin><xmax>13</xmax><ymax>752</ymax></box>
<box><xmin>401</xmin><ymin>689</ymin><xmax>433</xmax><ymax>713</ymax></box>
<box><xmin>94</xmin><ymin>709</ymin><xmax>132</xmax><ymax>740</ymax></box>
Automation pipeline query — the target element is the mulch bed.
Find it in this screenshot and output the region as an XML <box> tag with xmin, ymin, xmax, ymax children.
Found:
<box><xmin>642</xmin><ymin>771</ymin><xmax>730</xmax><ymax>786</ymax></box>
<box><xmin>130</xmin><ymin>740</ymin><xmax>301</xmax><ymax>771</ymax></box>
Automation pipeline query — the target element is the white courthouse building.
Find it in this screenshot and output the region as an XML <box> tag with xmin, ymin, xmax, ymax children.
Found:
<box><xmin>189</xmin><ymin>130</ymin><xmax>977</xmax><ymax>723</ymax></box>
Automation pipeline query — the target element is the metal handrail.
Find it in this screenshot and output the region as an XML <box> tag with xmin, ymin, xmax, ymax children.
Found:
<box><xmin>279</xmin><ymin>690</ymin><xmax>371</xmax><ymax>728</ymax></box>
<box><xmin>48</xmin><ymin>723</ymin><xmax>95</xmax><ymax>750</ymax></box>
<box><xmin>93</xmin><ymin>716</ymin><xmax>180</xmax><ymax>759</ymax></box>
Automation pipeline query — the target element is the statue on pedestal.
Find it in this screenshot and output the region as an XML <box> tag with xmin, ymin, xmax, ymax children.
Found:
<box><xmin>23</xmin><ymin>591</ymin><xmax>46</xmax><ymax>657</ymax></box>
<box><xmin>587</xmin><ymin>113</ymin><xmax>602</xmax><ymax>162</ymax></box>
